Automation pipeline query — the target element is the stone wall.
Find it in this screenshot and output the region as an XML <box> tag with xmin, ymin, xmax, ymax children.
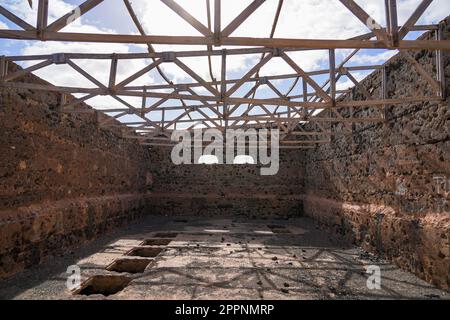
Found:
<box><xmin>303</xmin><ymin>18</ymin><xmax>450</xmax><ymax>290</ymax></box>
<box><xmin>0</xmin><ymin>63</ymin><xmax>152</xmax><ymax>278</ymax></box>
<box><xmin>147</xmin><ymin>146</ymin><xmax>304</xmax><ymax>218</ymax></box>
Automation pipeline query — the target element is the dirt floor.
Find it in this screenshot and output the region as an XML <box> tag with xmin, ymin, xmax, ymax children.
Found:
<box><xmin>0</xmin><ymin>216</ymin><xmax>448</xmax><ymax>300</ymax></box>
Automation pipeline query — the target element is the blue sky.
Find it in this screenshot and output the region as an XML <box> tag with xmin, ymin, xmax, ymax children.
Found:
<box><xmin>0</xmin><ymin>0</ymin><xmax>448</xmax><ymax>128</ymax></box>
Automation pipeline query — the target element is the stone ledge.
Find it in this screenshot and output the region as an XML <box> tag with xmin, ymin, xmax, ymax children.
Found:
<box><xmin>0</xmin><ymin>193</ymin><xmax>151</xmax><ymax>279</ymax></box>
<box><xmin>303</xmin><ymin>194</ymin><xmax>450</xmax><ymax>291</ymax></box>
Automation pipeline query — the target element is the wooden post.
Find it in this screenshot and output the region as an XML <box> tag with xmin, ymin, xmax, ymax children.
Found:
<box><xmin>221</xmin><ymin>49</ymin><xmax>227</xmax><ymax>129</ymax></box>
<box><xmin>385</xmin><ymin>0</ymin><xmax>399</xmax><ymax>46</ymax></box>
<box><xmin>141</xmin><ymin>86</ymin><xmax>147</xmax><ymax>117</ymax></box>
<box><xmin>214</xmin><ymin>0</ymin><xmax>221</xmax><ymax>45</ymax></box>
<box><xmin>0</xmin><ymin>56</ymin><xmax>6</xmax><ymax>80</ymax></box>
<box><xmin>36</xmin><ymin>0</ymin><xmax>48</xmax><ymax>39</ymax></box>
<box><xmin>109</xmin><ymin>53</ymin><xmax>118</xmax><ymax>89</ymax></box>
<box><xmin>329</xmin><ymin>49</ymin><xmax>336</xmax><ymax>103</ymax></box>
<box><xmin>382</xmin><ymin>66</ymin><xmax>388</xmax><ymax>120</ymax></box>
<box><xmin>436</xmin><ymin>24</ymin><xmax>446</xmax><ymax>100</ymax></box>
<box><xmin>59</xmin><ymin>93</ymin><xmax>67</xmax><ymax>112</ymax></box>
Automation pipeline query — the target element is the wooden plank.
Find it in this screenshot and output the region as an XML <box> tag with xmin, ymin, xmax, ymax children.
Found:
<box><xmin>329</xmin><ymin>49</ymin><xmax>336</xmax><ymax>102</ymax></box>
<box><xmin>36</xmin><ymin>0</ymin><xmax>48</xmax><ymax>35</ymax></box>
<box><xmin>60</xmin><ymin>93</ymin><xmax>97</xmax><ymax>109</ymax></box>
<box><xmin>123</xmin><ymin>0</ymin><xmax>188</xmax><ymax>109</ymax></box>
<box><xmin>161</xmin><ymin>0</ymin><xmax>213</xmax><ymax>37</ymax></box>
<box><xmin>398</xmin><ymin>0</ymin><xmax>433</xmax><ymax>40</ymax></box>
<box><xmin>0</xmin><ymin>80</ymin><xmax>443</xmax><ymax>110</ymax></box>
<box><xmin>0</xmin><ymin>56</ymin><xmax>6</xmax><ymax>79</ymax></box>
<box><xmin>221</xmin><ymin>0</ymin><xmax>266</xmax><ymax>37</ymax></box>
<box><xmin>385</xmin><ymin>0</ymin><xmax>399</xmax><ymax>45</ymax></box>
<box><xmin>402</xmin><ymin>51</ymin><xmax>441</xmax><ymax>93</ymax></box>
<box><xmin>345</xmin><ymin>70</ymin><xmax>373</xmax><ymax>100</ymax></box>
<box><xmin>266</xmin><ymin>80</ymin><xmax>285</xmax><ymax>98</ymax></box>
<box><xmin>4</xmin><ymin>59</ymin><xmax>52</xmax><ymax>82</ymax></box>
<box><xmin>0</xmin><ymin>6</ymin><xmax>35</xmax><ymax>31</ymax></box>
<box><xmin>1</xmin><ymin>30</ymin><xmax>449</xmax><ymax>50</ymax></box>
<box><xmin>281</xmin><ymin>52</ymin><xmax>331</xmax><ymax>102</ymax></box>
<box><xmin>436</xmin><ymin>25</ymin><xmax>446</xmax><ymax>100</ymax></box>
<box><xmin>174</xmin><ymin>58</ymin><xmax>220</xmax><ymax>96</ymax></box>
<box><xmin>220</xmin><ymin>49</ymin><xmax>227</xmax><ymax>98</ymax></box>
<box><xmin>47</xmin><ymin>0</ymin><xmax>104</xmax><ymax>32</ymax></box>
<box><xmin>67</xmin><ymin>59</ymin><xmax>106</xmax><ymax>88</ymax></box>
<box><xmin>114</xmin><ymin>59</ymin><xmax>162</xmax><ymax>89</ymax></box>
<box><xmin>99</xmin><ymin>111</ymin><xmax>127</xmax><ymax>126</ymax></box>
<box><xmin>214</xmin><ymin>0</ymin><xmax>221</xmax><ymax>42</ymax></box>
<box><xmin>109</xmin><ymin>54</ymin><xmax>118</xmax><ymax>88</ymax></box>
<box><xmin>226</xmin><ymin>53</ymin><xmax>272</xmax><ymax>97</ymax></box>
<box><xmin>339</xmin><ymin>0</ymin><xmax>388</xmax><ymax>43</ymax></box>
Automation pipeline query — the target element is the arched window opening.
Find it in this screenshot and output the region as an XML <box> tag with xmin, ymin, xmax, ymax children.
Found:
<box><xmin>233</xmin><ymin>155</ymin><xmax>255</xmax><ymax>164</ymax></box>
<box><xmin>198</xmin><ymin>155</ymin><xmax>219</xmax><ymax>164</ymax></box>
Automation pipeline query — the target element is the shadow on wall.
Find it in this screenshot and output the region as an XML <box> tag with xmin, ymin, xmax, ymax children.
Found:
<box><xmin>302</xmin><ymin>20</ymin><xmax>450</xmax><ymax>291</ymax></box>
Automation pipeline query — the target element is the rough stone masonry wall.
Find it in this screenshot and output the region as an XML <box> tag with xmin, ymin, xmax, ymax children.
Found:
<box><xmin>147</xmin><ymin>146</ymin><xmax>304</xmax><ymax>218</ymax></box>
<box><xmin>303</xmin><ymin>17</ymin><xmax>450</xmax><ymax>290</ymax></box>
<box><xmin>0</xmin><ymin>63</ymin><xmax>152</xmax><ymax>278</ymax></box>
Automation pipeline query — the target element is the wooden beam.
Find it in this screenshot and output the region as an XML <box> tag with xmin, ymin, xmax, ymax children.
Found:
<box><xmin>398</xmin><ymin>0</ymin><xmax>433</xmax><ymax>40</ymax></box>
<box><xmin>221</xmin><ymin>0</ymin><xmax>266</xmax><ymax>37</ymax></box>
<box><xmin>1</xmin><ymin>30</ymin><xmax>449</xmax><ymax>50</ymax></box>
<box><xmin>281</xmin><ymin>52</ymin><xmax>331</xmax><ymax>102</ymax></box>
<box><xmin>402</xmin><ymin>51</ymin><xmax>441</xmax><ymax>93</ymax></box>
<box><xmin>214</xmin><ymin>0</ymin><xmax>221</xmax><ymax>43</ymax></box>
<box><xmin>0</xmin><ymin>56</ymin><xmax>6</xmax><ymax>79</ymax></box>
<box><xmin>1</xmin><ymin>80</ymin><xmax>441</xmax><ymax>110</ymax></box>
<box><xmin>339</xmin><ymin>0</ymin><xmax>388</xmax><ymax>43</ymax></box>
<box><xmin>67</xmin><ymin>59</ymin><xmax>106</xmax><ymax>89</ymax></box>
<box><xmin>226</xmin><ymin>53</ymin><xmax>273</xmax><ymax>97</ymax></box>
<box><xmin>174</xmin><ymin>58</ymin><xmax>221</xmax><ymax>96</ymax></box>
<box><xmin>0</xmin><ymin>6</ymin><xmax>35</xmax><ymax>31</ymax></box>
<box><xmin>46</xmin><ymin>0</ymin><xmax>104</xmax><ymax>32</ymax></box>
<box><xmin>114</xmin><ymin>59</ymin><xmax>163</xmax><ymax>89</ymax></box>
<box><xmin>161</xmin><ymin>0</ymin><xmax>213</xmax><ymax>37</ymax></box>
<box><xmin>109</xmin><ymin>54</ymin><xmax>118</xmax><ymax>88</ymax></box>
<box><xmin>385</xmin><ymin>0</ymin><xmax>399</xmax><ymax>45</ymax></box>
<box><xmin>436</xmin><ymin>24</ymin><xmax>446</xmax><ymax>100</ymax></box>
<box><xmin>345</xmin><ymin>70</ymin><xmax>373</xmax><ymax>100</ymax></box>
<box><xmin>3</xmin><ymin>59</ymin><xmax>52</xmax><ymax>82</ymax></box>
<box><xmin>60</xmin><ymin>93</ymin><xmax>97</xmax><ymax>110</ymax></box>
<box><xmin>36</xmin><ymin>0</ymin><xmax>49</xmax><ymax>37</ymax></box>
<box><xmin>329</xmin><ymin>49</ymin><xmax>336</xmax><ymax>102</ymax></box>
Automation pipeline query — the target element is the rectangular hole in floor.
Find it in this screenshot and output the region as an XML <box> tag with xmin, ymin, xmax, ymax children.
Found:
<box><xmin>74</xmin><ymin>275</ymin><xmax>130</xmax><ymax>296</ymax></box>
<box><xmin>127</xmin><ymin>247</ymin><xmax>163</xmax><ymax>258</ymax></box>
<box><xmin>153</xmin><ymin>232</ymin><xmax>178</xmax><ymax>238</ymax></box>
<box><xmin>141</xmin><ymin>238</ymin><xmax>172</xmax><ymax>246</ymax></box>
<box><xmin>106</xmin><ymin>258</ymin><xmax>152</xmax><ymax>274</ymax></box>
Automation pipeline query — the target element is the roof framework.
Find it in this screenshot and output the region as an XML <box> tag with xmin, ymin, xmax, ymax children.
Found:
<box><xmin>0</xmin><ymin>0</ymin><xmax>448</xmax><ymax>148</ymax></box>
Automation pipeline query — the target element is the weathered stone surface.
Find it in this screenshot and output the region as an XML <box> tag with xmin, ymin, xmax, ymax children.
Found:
<box><xmin>1</xmin><ymin>15</ymin><xmax>449</xmax><ymax>295</ymax></box>
<box><xmin>147</xmin><ymin>146</ymin><xmax>305</xmax><ymax>218</ymax></box>
<box><xmin>303</xmin><ymin>17</ymin><xmax>450</xmax><ymax>290</ymax></box>
<box><xmin>1</xmin><ymin>216</ymin><xmax>449</xmax><ymax>300</ymax></box>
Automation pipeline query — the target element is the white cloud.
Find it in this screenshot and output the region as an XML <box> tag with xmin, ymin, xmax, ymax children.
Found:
<box><xmin>4</xmin><ymin>0</ymin><xmax>153</xmax><ymax>111</ymax></box>
<box><xmin>2</xmin><ymin>0</ymin><xmax>449</xmax><ymax>122</ymax></box>
<box><xmin>336</xmin><ymin>71</ymin><xmax>370</xmax><ymax>91</ymax></box>
<box><xmin>350</xmin><ymin>50</ymin><xmax>398</xmax><ymax>65</ymax></box>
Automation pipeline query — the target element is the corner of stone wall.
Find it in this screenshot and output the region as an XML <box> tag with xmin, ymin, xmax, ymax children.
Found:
<box><xmin>302</xmin><ymin>16</ymin><xmax>450</xmax><ymax>291</ymax></box>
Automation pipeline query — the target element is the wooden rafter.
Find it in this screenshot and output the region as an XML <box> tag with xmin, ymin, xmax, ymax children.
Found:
<box><xmin>0</xmin><ymin>0</ymin><xmax>446</xmax><ymax>141</ymax></box>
